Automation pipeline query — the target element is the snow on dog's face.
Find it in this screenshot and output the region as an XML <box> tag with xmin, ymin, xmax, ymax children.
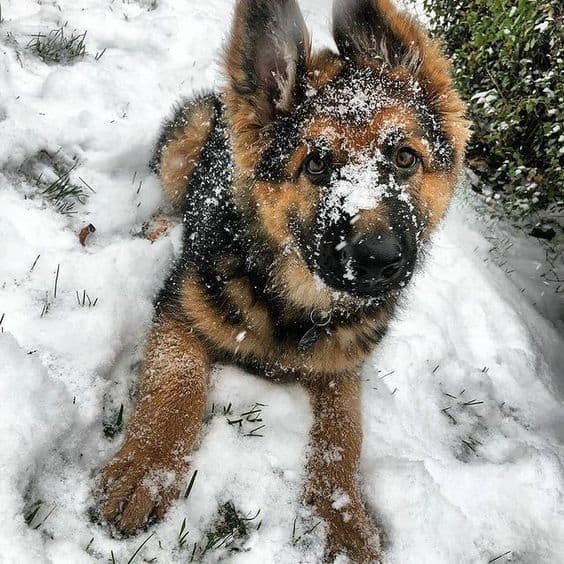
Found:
<box><xmin>224</xmin><ymin>0</ymin><xmax>470</xmax><ymax>308</ymax></box>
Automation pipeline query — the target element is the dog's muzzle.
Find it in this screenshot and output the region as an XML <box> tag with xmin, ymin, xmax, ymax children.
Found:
<box><xmin>317</xmin><ymin>229</ymin><xmax>413</xmax><ymax>296</ymax></box>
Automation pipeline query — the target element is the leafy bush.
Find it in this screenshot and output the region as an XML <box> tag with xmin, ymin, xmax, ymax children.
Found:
<box><xmin>422</xmin><ymin>0</ymin><xmax>563</xmax><ymax>225</ymax></box>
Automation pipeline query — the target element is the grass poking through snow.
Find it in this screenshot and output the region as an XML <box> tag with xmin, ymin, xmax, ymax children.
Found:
<box><xmin>76</xmin><ymin>290</ymin><xmax>99</xmax><ymax>308</ymax></box>
<box><xmin>40</xmin><ymin>163</ymin><xmax>90</xmax><ymax>216</ymax></box>
<box><xmin>183</xmin><ymin>470</ymin><xmax>198</xmax><ymax>499</ymax></box>
<box><xmin>27</xmin><ymin>26</ymin><xmax>87</xmax><ymax>64</ymax></box>
<box><xmin>292</xmin><ymin>517</ymin><xmax>322</xmax><ymax>546</ymax></box>
<box><xmin>24</xmin><ymin>500</ymin><xmax>57</xmax><ymax>531</ymax></box>
<box><xmin>178</xmin><ymin>519</ymin><xmax>190</xmax><ymax>550</ymax></box>
<box><xmin>186</xmin><ymin>501</ymin><xmax>261</xmax><ymax>559</ymax></box>
<box><xmin>103</xmin><ymin>404</ymin><xmax>124</xmax><ymax>438</ymax></box>
<box><xmin>489</xmin><ymin>550</ymin><xmax>513</xmax><ymax>563</ymax></box>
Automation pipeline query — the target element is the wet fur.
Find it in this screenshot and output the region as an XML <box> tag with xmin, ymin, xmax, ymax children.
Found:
<box><xmin>96</xmin><ymin>1</ymin><xmax>469</xmax><ymax>561</ymax></box>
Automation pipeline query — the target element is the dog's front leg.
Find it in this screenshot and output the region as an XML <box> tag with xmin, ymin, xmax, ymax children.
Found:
<box><xmin>95</xmin><ymin>311</ymin><xmax>210</xmax><ymax>535</ymax></box>
<box><xmin>304</xmin><ymin>375</ymin><xmax>381</xmax><ymax>563</ymax></box>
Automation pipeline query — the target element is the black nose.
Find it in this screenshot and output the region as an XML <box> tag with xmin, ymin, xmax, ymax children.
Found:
<box><xmin>345</xmin><ymin>232</ymin><xmax>406</xmax><ymax>283</ymax></box>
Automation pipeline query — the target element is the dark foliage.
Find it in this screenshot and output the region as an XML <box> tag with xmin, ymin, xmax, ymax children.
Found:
<box><xmin>423</xmin><ymin>0</ymin><xmax>563</xmax><ymax>221</ymax></box>
<box><xmin>27</xmin><ymin>26</ymin><xmax>87</xmax><ymax>64</ymax></box>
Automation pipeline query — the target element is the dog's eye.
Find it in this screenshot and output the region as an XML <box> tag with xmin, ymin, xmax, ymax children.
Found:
<box><xmin>304</xmin><ymin>152</ymin><xmax>332</xmax><ymax>185</ymax></box>
<box><xmin>306</xmin><ymin>155</ymin><xmax>326</xmax><ymax>175</ymax></box>
<box><xmin>394</xmin><ymin>147</ymin><xmax>420</xmax><ymax>172</ymax></box>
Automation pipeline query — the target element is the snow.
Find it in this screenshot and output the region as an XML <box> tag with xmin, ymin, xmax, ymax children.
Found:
<box><xmin>0</xmin><ymin>1</ymin><xmax>563</xmax><ymax>563</ymax></box>
<box><xmin>328</xmin><ymin>156</ymin><xmax>397</xmax><ymax>219</ymax></box>
<box><xmin>324</xmin><ymin>152</ymin><xmax>415</xmax><ymax>222</ymax></box>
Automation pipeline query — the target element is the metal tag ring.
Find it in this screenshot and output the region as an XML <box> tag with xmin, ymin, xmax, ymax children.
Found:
<box><xmin>310</xmin><ymin>310</ymin><xmax>332</xmax><ymax>327</ymax></box>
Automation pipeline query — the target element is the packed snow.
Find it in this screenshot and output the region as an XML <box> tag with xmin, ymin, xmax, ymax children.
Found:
<box><xmin>0</xmin><ymin>1</ymin><xmax>563</xmax><ymax>563</ymax></box>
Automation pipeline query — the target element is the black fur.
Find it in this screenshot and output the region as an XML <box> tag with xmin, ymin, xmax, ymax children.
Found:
<box><xmin>231</xmin><ymin>0</ymin><xmax>309</xmax><ymax>120</ymax></box>
<box><xmin>255</xmin><ymin>114</ymin><xmax>303</xmax><ymax>182</ymax></box>
<box><xmin>333</xmin><ymin>0</ymin><xmax>411</xmax><ymax>65</ymax></box>
<box><xmin>256</xmin><ymin>64</ymin><xmax>454</xmax><ymax>184</ymax></box>
<box><xmin>155</xmin><ymin>95</ymin><xmax>234</xmax><ymax>310</ymax></box>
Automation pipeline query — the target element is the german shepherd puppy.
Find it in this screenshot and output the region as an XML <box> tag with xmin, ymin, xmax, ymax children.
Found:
<box><xmin>95</xmin><ymin>0</ymin><xmax>469</xmax><ymax>560</ymax></box>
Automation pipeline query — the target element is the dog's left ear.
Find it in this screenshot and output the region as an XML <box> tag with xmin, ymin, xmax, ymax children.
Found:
<box><xmin>225</xmin><ymin>0</ymin><xmax>311</xmax><ymax>127</ymax></box>
<box><xmin>332</xmin><ymin>0</ymin><xmax>424</xmax><ymax>67</ymax></box>
<box><xmin>333</xmin><ymin>0</ymin><xmax>471</xmax><ymax>162</ymax></box>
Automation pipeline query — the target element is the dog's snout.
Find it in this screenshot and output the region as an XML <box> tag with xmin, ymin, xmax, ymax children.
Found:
<box><xmin>347</xmin><ymin>232</ymin><xmax>405</xmax><ymax>283</ymax></box>
<box><xmin>317</xmin><ymin>227</ymin><xmax>412</xmax><ymax>295</ymax></box>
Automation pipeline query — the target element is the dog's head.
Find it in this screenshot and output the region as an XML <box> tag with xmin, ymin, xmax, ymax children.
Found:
<box><xmin>224</xmin><ymin>0</ymin><xmax>470</xmax><ymax>310</ymax></box>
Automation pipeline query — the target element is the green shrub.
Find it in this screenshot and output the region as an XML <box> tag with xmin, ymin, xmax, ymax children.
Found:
<box><xmin>422</xmin><ymin>0</ymin><xmax>563</xmax><ymax>224</ymax></box>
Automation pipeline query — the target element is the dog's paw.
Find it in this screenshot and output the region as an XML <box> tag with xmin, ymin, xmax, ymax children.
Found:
<box><xmin>142</xmin><ymin>215</ymin><xmax>174</xmax><ymax>242</ymax></box>
<box><xmin>93</xmin><ymin>448</ymin><xmax>182</xmax><ymax>536</ymax></box>
<box><xmin>319</xmin><ymin>500</ymin><xmax>382</xmax><ymax>563</ymax></box>
<box><xmin>327</xmin><ymin>521</ymin><xmax>382</xmax><ymax>563</ymax></box>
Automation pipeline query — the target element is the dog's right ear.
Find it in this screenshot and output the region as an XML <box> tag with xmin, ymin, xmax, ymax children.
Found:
<box><xmin>225</xmin><ymin>0</ymin><xmax>310</xmax><ymax>123</ymax></box>
<box><xmin>224</xmin><ymin>0</ymin><xmax>311</xmax><ymax>169</ymax></box>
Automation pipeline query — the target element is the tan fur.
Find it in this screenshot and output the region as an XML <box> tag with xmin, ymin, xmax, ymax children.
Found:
<box><xmin>308</xmin><ymin>49</ymin><xmax>343</xmax><ymax>90</ymax></box>
<box><xmin>301</xmin><ymin>109</ymin><xmax>421</xmax><ymax>162</ymax></box>
<box><xmin>417</xmin><ymin>169</ymin><xmax>460</xmax><ymax>233</ymax></box>
<box><xmin>367</xmin><ymin>0</ymin><xmax>471</xmax><ymax>164</ymax></box>
<box><xmin>143</xmin><ymin>215</ymin><xmax>173</xmax><ymax>242</ymax></box>
<box><xmin>253</xmin><ymin>180</ymin><xmax>305</xmax><ymax>246</ymax></box>
<box><xmin>97</xmin><ymin>312</ymin><xmax>210</xmax><ymax>534</ymax></box>
<box><xmin>179</xmin><ymin>274</ymin><xmax>389</xmax><ymax>377</ymax></box>
<box><xmin>160</xmin><ymin>103</ymin><xmax>215</xmax><ymax>206</ymax></box>
<box><xmin>305</xmin><ymin>375</ymin><xmax>381</xmax><ymax>562</ymax></box>
<box><xmin>274</xmin><ymin>258</ymin><xmax>339</xmax><ymax>311</ymax></box>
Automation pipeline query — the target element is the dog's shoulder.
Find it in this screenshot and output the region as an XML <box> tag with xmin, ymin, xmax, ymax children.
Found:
<box><xmin>151</xmin><ymin>92</ymin><xmax>220</xmax><ymax>208</ymax></box>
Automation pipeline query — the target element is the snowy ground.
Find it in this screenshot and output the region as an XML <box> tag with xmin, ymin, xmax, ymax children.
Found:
<box><xmin>0</xmin><ymin>1</ymin><xmax>563</xmax><ymax>563</ymax></box>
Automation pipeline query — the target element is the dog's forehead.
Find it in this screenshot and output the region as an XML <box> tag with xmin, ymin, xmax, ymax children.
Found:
<box><xmin>308</xmin><ymin>66</ymin><xmax>418</xmax><ymax>125</ymax></box>
<box><xmin>299</xmin><ymin>64</ymin><xmax>454</xmax><ymax>168</ymax></box>
<box><xmin>256</xmin><ymin>64</ymin><xmax>454</xmax><ymax>181</ymax></box>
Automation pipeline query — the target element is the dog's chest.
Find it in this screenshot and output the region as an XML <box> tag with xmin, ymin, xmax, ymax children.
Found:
<box><xmin>179</xmin><ymin>270</ymin><xmax>389</xmax><ymax>378</ymax></box>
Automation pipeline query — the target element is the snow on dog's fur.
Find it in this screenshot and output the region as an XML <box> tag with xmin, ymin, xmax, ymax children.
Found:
<box><xmin>95</xmin><ymin>1</ymin><xmax>469</xmax><ymax>561</ymax></box>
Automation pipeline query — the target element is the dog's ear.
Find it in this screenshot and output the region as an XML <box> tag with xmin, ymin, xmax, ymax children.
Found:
<box><xmin>225</xmin><ymin>0</ymin><xmax>310</xmax><ymax>126</ymax></box>
<box><xmin>333</xmin><ymin>0</ymin><xmax>470</xmax><ymax>157</ymax></box>
<box><xmin>332</xmin><ymin>0</ymin><xmax>424</xmax><ymax>68</ymax></box>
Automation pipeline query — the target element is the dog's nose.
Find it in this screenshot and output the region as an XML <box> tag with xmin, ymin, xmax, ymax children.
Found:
<box><xmin>344</xmin><ymin>232</ymin><xmax>406</xmax><ymax>282</ymax></box>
